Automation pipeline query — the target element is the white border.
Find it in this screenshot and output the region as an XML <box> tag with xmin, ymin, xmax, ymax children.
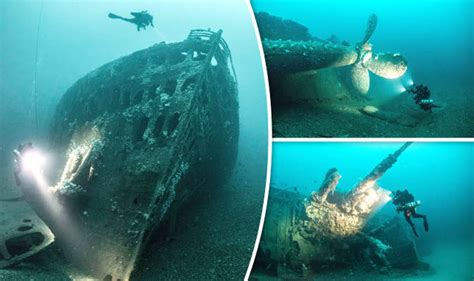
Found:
<box><xmin>273</xmin><ymin>138</ymin><xmax>474</xmax><ymax>142</ymax></box>
<box><xmin>242</xmin><ymin>0</ymin><xmax>473</xmax><ymax>278</ymax></box>
<box><xmin>244</xmin><ymin>0</ymin><xmax>273</xmax><ymax>279</ymax></box>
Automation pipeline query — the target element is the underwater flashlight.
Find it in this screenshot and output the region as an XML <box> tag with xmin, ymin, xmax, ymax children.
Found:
<box><xmin>396</xmin><ymin>84</ymin><xmax>407</xmax><ymax>94</ymax></box>
<box><xmin>22</xmin><ymin>150</ymin><xmax>46</xmax><ymax>175</ymax></box>
<box><xmin>20</xmin><ymin>148</ymin><xmax>50</xmax><ymax>190</ymax></box>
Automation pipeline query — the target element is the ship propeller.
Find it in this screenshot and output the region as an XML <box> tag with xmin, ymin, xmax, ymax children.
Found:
<box><xmin>350</xmin><ymin>14</ymin><xmax>408</xmax><ymax>94</ymax></box>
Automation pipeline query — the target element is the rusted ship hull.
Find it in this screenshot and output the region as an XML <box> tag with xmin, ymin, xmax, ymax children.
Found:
<box><xmin>30</xmin><ymin>29</ymin><xmax>240</xmax><ymax>280</ymax></box>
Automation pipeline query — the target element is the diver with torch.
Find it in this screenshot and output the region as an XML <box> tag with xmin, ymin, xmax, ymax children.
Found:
<box><xmin>392</xmin><ymin>189</ymin><xmax>429</xmax><ymax>238</ymax></box>
<box><xmin>13</xmin><ymin>142</ymin><xmax>47</xmax><ymax>188</ymax></box>
<box><xmin>403</xmin><ymin>84</ymin><xmax>440</xmax><ymax>112</ymax></box>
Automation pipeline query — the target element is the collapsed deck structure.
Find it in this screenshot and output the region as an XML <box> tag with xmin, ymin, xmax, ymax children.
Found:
<box><xmin>255</xmin><ymin>143</ymin><xmax>423</xmax><ymax>276</ymax></box>
<box><xmin>11</xmin><ymin>29</ymin><xmax>239</xmax><ymax>280</ymax></box>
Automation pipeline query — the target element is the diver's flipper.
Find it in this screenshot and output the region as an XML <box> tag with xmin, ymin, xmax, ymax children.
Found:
<box><xmin>368</xmin><ymin>53</ymin><xmax>408</xmax><ymax>79</ymax></box>
<box><xmin>108</xmin><ymin>13</ymin><xmax>131</xmax><ymax>23</ymax></box>
<box><xmin>423</xmin><ymin>218</ymin><xmax>429</xmax><ymax>232</ymax></box>
<box><xmin>108</xmin><ymin>13</ymin><xmax>121</xmax><ymax>19</ymax></box>
<box><xmin>412</xmin><ymin>226</ymin><xmax>419</xmax><ymax>238</ymax></box>
<box><xmin>351</xmin><ymin>62</ymin><xmax>370</xmax><ymax>94</ymax></box>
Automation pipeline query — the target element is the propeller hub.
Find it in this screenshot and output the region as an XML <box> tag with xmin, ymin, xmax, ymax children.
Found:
<box><xmin>357</xmin><ymin>43</ymin><xmax>373</xmax><ymax>68</ymax></box>
<box><xmin>348</xmin><ymin>14</ymin><xmax>408</xmax><ymax>94</ymax></box>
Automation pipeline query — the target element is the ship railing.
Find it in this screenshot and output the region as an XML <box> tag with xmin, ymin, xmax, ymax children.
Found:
<box><xmin>187</xmin><ymin>29</ymin><xmax>237</xmax><ymax>86</ymax></box>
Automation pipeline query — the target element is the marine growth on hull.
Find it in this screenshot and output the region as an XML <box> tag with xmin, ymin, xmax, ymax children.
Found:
<box><xmin>255</xmin><ymin>12</ymin><xmax>440</xmax><ymax>137</ymax></box>
<box><xmin>254</xmin><ymin>143</ymin><xmax>429</xmax><ymax>277</ymax></box>
<box><xmin>13</xmin><ymin>29</ymin><xmax>239</xmax><ymax>280</ymax></box>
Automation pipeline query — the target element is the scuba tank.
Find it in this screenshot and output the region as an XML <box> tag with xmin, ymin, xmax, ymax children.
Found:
<box><xmin>404</xmin><ymin>200</ymin><xmax>421</xmax><ymax>209</ymax></box>
<box><xmin>397</xmin><ymin>200</ymin><xmax>421</xmax><ymax>212</ymax></box>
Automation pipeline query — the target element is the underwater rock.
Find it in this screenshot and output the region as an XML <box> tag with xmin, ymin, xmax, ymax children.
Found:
<box><xmin>0</xmin><ymin>200</ymin><xmax>55</xmax><ymax>269</ymax></box>
<box><xmin>31</xmin><ymin>29</ymin><xmax>239</xmax><ymax>280</ymax></box>
<box><xmin>256</xmin><ymin>143</ymin><xmax>420</xmax><ymax>275</ymax></box>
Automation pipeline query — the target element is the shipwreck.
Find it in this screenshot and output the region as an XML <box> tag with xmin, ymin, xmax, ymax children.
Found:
<box><xmin>254</xmin><ymin>143</ymin><xmax>428</xmax><ymax>277</ymax></box>
<box><xmin>257</xmin><ymin>12</ymin><xmax>408</xmax><ymax>96</ymax></box>
<box><xmin>256</xmin><ymin>12</ymin><xmax>433</xmax><ymax>136</ymax></box>
<box><xmin>3</xmin><ymin>29</ymin><xmax>240</xmax><ymax>280</ymax></box>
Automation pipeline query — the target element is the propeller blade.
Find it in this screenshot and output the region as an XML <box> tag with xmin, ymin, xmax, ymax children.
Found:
<box><xmin>351</xmin><ymin>62</ymin><xmax>370</xmax><ymax>94</ymax></box>
<box><xmin>368</xmin><ymin>53</ymin><xmax>408</xmax><ymax>79</ymax></box>
<box><xmin>361</xmin><ymin>14</ymin><xmax>378</xmax><ymax>45</ymax></box>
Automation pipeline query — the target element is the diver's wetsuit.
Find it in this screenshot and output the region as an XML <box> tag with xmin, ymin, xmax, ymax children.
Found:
<box><xmin>407</xmin><ymin>84</ymin><xmax>440</xmax><ymax>112</ymax></box>
<box><xmin>392</xmin><ymin>190</ymin><xmax>429</xmax><ymax>237</ymax></box>
<box><xmin>108</xmin><ymin>11</ymin><xmax>154</xmax><ymax>31</ymax></box>
<box><xmin>130</xmin><ymin>11</ymin><xmax>154</xmax><ymax>31</ymax></box>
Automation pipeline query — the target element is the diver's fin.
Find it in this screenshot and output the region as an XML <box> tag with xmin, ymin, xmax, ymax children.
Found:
<box><xmin>108</xmin><ymin>13</ymin><xmax>121</xmax><ymax>19</ymax></box>
<box><xmin>108</xmin><ymin>13</ymin><xmax>132</xmax><ymax>22</ymax></box>
<box><xmin>368</xmin><ymin>53</ymin><xmax>408</xmax><ymax>79</ymax></box>
<box><xmin>412</xmin><ymin>226</ymin><xmax>419</xmax><ymax>238</ymax></box>
<box><xmin>351</xmin><ymin>62</ymin><xmax>370</xmax><ymax>94</ymax></box>
<box><xmin>423</xmin><ymin>217</ymin><xmax>429</xmax><ymax>232</ymax></box>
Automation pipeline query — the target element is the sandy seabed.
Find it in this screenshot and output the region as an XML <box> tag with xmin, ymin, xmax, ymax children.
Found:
<box><xmin>250</xmin><ymin>240</ymin><xmax>473</xmax><ymax>281</ymax></box>
<box><xmin>0</xmin><ymin>160</ymin><xmax>264</xmax><ymax>280</ymax></box>
<box><xmin>272</xmin><ymin>84</ymin><xmax>474</xmax><ymax>138</ymax></box>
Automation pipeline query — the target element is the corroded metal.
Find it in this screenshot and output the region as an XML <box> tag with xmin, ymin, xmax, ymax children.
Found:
<box><xmin>0</xmin><ymin>200</ymin><xmax>55</xmax><ymax>269</ymax></box>
<box><xmin>26</xmin><ymin>29</ymin><xmax>239</xmax><ymax>280</ymax></box>
<box><xmin>342</xmin><ymin>142</ymin><xmax>412</xmax><ymax>215</ymax></box>
<box><xmin>256</xmin><ymin>143</ymin><xmax>416</xmax><ymax>275</ymax></box>
<box><xmin>257</xmin><ymin>13</ymin><xmax>408</xmax><ymax>94</ymax></box>
<box><xmin>262</xmin><ymin>38</ymin><xmax>358</xmax><ymax>74</ymax></box>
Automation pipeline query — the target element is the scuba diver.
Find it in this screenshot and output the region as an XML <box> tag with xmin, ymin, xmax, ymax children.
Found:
<box><xmin>392</xmin><ymin>189</ymin><xmax>429</xmax><ymax>238</ymax></box>
<box><xmin>405</xmin><ymin>84</ymin><xmax>440</xmax><ymax>112</ymax></box>
<box><xmin>13</xmin><ymin>142</ymin><xmax>34</xmax><ymax>186</ymax></box>
<box><xmin>108</xmin><ymin>11</ymin><xmax>154</xmax><ymax>31</ymax></box>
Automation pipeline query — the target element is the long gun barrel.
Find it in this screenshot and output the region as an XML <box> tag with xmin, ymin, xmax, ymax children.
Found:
<box><xmin>359</xmin><ymin>142</ymin><xmax>412</xmax><ymax>185</ymax></box>
<box><xmin>342</xmin><ymin>142</ymin><xmax>412</xmax><ymax>215</ymax></box>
